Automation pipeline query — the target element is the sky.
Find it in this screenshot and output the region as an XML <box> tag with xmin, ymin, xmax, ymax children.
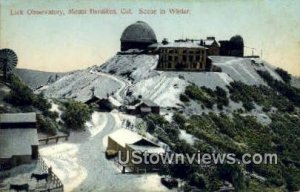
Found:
<box><xmin>1</xmin><ymin>0</ymin><xmax>300</xmax><ymax>76</ymax></box>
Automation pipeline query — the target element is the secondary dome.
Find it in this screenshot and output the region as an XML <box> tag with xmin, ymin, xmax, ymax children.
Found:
<box><xmin>120</xmin><ymin>21</ymin><xmax>157</xmax><ymax>51</ymax></box>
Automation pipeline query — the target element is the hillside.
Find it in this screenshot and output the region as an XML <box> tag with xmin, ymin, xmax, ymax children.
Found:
<box><xmin>39</xmin><ymin>54</ymin><xmax>282</xmax><ymax>106</ymax></box>
<box><xmin>3</xmin><ymin>54</ymin><xmax>300</xmax><ymax>191</ymax></box>
<box><xmin>13</xmin><ymin>68</ymin><xmax>69</xmax><ymax>90</ymax></box>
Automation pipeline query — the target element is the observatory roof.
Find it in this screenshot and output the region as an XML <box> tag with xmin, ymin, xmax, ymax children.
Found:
<box><xmin>157</xmin><ymin>42</ymin><xmax>207</xmax><ymax>49</ymax></box>
<box><xmin>121</xmin><ymin>21</ymin><xmax>157</xmax><ymax>43</ymax></box>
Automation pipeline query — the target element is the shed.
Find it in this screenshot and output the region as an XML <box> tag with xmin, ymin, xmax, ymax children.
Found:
<box><xmin>135</xmin><ymin>100</ymin><xmax>160</xmax><ymax>115</ymax></box>
<box><xmin>0</xmin><ymin>113</ymin><xmax>38</xmax><ymax>170</ymax></box>
<box><xmin>107</xmin><ymin>128</ymin><xmax>165</xmax><ymax>173</ymax></box>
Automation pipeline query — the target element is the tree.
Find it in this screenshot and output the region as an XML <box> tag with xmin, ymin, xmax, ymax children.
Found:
<box><xmin>275</xmin><ymin>67</ymin><xmax>291</xmax><ymax>84</ymax></box>
<box><xmin>61</xmin><ymin>100</ymin><xmax>92</xmax><ymax>130</ymax></box>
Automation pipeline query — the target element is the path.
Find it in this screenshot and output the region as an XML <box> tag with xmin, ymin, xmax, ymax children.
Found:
<box><xmin>39</xmin><ymin>112</ymin><xmax>170</xmax><ymax>192</ymax></box>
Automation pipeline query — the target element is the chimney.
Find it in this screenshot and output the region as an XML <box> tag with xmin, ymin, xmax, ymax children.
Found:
<box><xmin>207</xmin><ymin>36</ymin><xmax>215</xmax><ymax>40</ymax></box>
<box><xmin>162</xmin><ymin>38</ymin><xmax>169</xmax><ymax>45</ymax></box>
<box><xmin>200</xmin><ymin>40</ymin><xmax>204</xmax><ymax>46</ymax></box>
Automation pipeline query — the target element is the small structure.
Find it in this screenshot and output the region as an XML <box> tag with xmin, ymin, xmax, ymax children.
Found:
<box><xmin>126</xmin><ymin>99</ymin><xmax>160</xmax><ymax>115</ymax></box>
<box><xmin>84</xmin><ymin>95</ymin><xmax>114</xmax><ymax>112</ymax></box>
<box><xmin>200</xmin><ymin>37</ymin><xmax>220</xmax><ymax>56</ymax></box>
<box><xmin>0</xmin><ymin>113</ymin><xmax>38</xmax><ymax>170</ymax></box>
<box><xmin>219</xmin><ymin>35</ymin><xmax>244</xmax><ymax>57</ymax></box>
<box><xmin>136</xmin><ymin>100</ymin><xmax>160</xmax><ymax>115</ymax></box>
<box><xmin>107</xmin><ymin>128</ymin><xmax>165</xmax><ymax>173</ymax></box>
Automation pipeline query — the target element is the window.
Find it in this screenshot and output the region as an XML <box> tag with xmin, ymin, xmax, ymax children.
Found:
<box><xmin>168</xmin><ymin>56</ymin><xmax>173</xmax><ymax>61</ymax></box>
<box><xmin>196</xmin><ymin>56</ymin><xmax>200</xmax><ymax>61</ymax></box>
<box><xmin>189</xmin><ymin>56</ymin><xmax>193</xmax><ymax>62</ymax></box>
<box><xmin>183</xmin><ymin>55</ymin><xmax>187</xmax><ymax>62</ymax></box>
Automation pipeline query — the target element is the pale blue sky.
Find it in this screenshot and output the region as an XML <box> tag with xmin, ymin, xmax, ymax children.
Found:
<box><xmin>1</xmin><ymin>0</ymin><xmax>300</xmax><ymax>75</ymax></box>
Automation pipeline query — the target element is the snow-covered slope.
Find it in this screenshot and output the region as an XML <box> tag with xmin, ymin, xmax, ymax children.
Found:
<box><xmin>210</xmin><ymin>56</ymin><xmax>282</xmax><ymax>85</ymax></box>
<box><xmin>37</xmin><ymin>70</ymin><xmax>122</xmax><ymax>102</ymax></box>
<box><xmin>292</xmin><ymin>76</ymin><xmax>300</xmax><ymax>89</ymax></box>
<box><xmin>98</xmin><ymin>54</ymin><xmax>159</xmax><ymax>82</ymax></box>
<box><xmin>39</xmin><ymin>54</ymin><xmax>285</xmax><ymax>110</ymax></box>
<box><xmin>130</xmin><ymin>73</ymin><xmax>187</xmax><ymax>107</ymax></box>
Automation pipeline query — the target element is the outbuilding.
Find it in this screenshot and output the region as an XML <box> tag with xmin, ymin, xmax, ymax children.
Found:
<box><xmin>107</xmin><ymin>128</ymin><xmax>165</xmax><ymax>173</ymax></box>
<box><xmin>0</xmin><ymin>113</ymin><xmax>38</xmax><ymax>170</ymax></box>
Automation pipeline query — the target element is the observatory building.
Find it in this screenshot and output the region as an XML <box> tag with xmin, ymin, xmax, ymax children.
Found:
<box><xmin>120</xmin><ymin>21</ymin><xmax>157</xmax><ymax>51</ymax></box>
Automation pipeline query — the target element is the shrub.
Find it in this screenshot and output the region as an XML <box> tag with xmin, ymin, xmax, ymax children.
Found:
<box><xmin>275</xmin><ymin>68</ymin><xmax>291</xmax><ymax>84</ymax></box>
<box><xmin>189</xmin><ymin>173</ymin><xmax>207</xmax><ymax>189</ymax></box>
<box><xmin>217</xmin><ymin>164</ymin><xmax>245</xmax><ymax>190</ymax></box>
<box><xmin>4</xmin><ymin>75</ymin><xmax>52</xmax><ymax>113</ymax></box>
<box><xmin>173</xmin><ymin>113</ymin><xmax>186</xmax><ymax>127</ymax></box>
<box><xmin>179</xmin><ymin>94</ymin><xmax>190</xmax><ymax>102</ymax></box>
<box><xmin>36</xmin><ymin>115</ymin><xmax>58</xmax><ymax>135</ymax></box>
<box><xmin>243</xmin><ymin>101</ymin><xmax>255</xmax><ymax>111</ymax></box>
<box><xmin>257</xmin><ymin>70</ymin><xmax>300</xmax><ymax>107</ymax></box>
<box><xmin>61</xmin><ymin>100</ymin><xmax>92</xmax><ymax>130</ymax></box>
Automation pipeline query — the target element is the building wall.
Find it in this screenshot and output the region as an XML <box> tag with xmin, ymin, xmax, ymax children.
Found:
<box><xmin>207</xmin><ymin>43</ymin><xmax>220</xmax><ymax>56</ymax></box>
<box><xmin>219</xmin><ymin>41</ymin><xmax>244</xmax><ymax>57</ymax></box>
<box><xmin>125</xmin><ymin>145</ymin><xmax>163</xmax><ymax>173</ymax></box>
<box><xmin>121</xmin><ymin>41</ymin><xmax>153</xmax><ymax>51</ymax></box>
<box><xmin>157</xmin><ymin>47</ymin><xmax>207</xmax><ymax>71</ymax></box>
<box><xmin>107</xmin><ymin>137</ymin><xmax>127</xmax><ymax>161</ymax></box>
<box><xmin>151</xmin><ymin>106</ymin><xmax>160</xmax><ymax>114</ymax></box>
<box><xmin>0</xmin><ymin>155</ymin><xmax>32</xmax><ymax>170</ymax></box>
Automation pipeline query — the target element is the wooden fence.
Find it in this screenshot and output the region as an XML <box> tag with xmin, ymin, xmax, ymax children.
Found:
<box><xmin>38</xmin><ymin>135</ymin><xmax>69</xmax><ymax>145</ymax></box>
<box><xmin>38</xmin><ymin>156</ymin><xmax>64</xmax><ymax>192</ymax></box>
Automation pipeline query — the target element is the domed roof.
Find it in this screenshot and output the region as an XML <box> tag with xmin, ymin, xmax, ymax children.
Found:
<box><xmin>121</xmin><ymin>21</ymin><xmax>157</xmax><ymax>43</ymax></box>
<box><xmin>230</xmin><ymin>35</ymin><xmax>244</xmax><ymax>43</ymax></box>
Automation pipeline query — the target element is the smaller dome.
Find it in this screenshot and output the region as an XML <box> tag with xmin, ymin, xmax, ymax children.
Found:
<box><xmin>121</xmin><ymin>21</ymin><xmax>157</xmax><ymax>43</ymax></box>
<box><xmin>230</xmin><ymin>35</ymin><xmax>244</xmax><ymax>43</ymax></box>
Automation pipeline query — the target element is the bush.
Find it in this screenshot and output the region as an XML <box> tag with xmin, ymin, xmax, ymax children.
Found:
<box><xmin>217</xmin><ymin>164</ymin><xmax>245</xmax><ymax>190</ymax></box>
<box><xmin>189</xmin><ymin>173</ymin><xmax>207</xmax><ymax>189</ymax></box>
<box><xmin>61</xmin><ymin>100</ymin><xmax>92</xmax><ymax>130</ymax></box>
<box><xmin>257</xmin><ymin>70</ymin><xmax>300</xmax><ymax>107</ymax></box>
<box><xmin>243</xmin><ymin>101</ymin><xmax>255</xmax><ymax>111</ymax></box>
<box><xmin>5</xmin><ymin>75</ymin><xmax>34</xmax><ymax>106</ymax></box>
<box><xmin>4</xmin><ymin>75</ymin><xmax>52</xmax><ymax>113</ymax></box>
<box><xmin>275</xmin><ymin>68</ymin><xmax>291</xmax><ymax>84</ymax></box>
<box><xmin>179</xmin><ymin>94</ymin><xmax>190</xmax><ymax>102</ymax></box>
<box><xmin>173</xmin><ymin>113</ymin><xmax>186</xmax><ymax>127</ymax></box>
<box><xmin>36</xmin><ymin>115</ymin><xmax>58</xmax><ymax>135</ymax></box>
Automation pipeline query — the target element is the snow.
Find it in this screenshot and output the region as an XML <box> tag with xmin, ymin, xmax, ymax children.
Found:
<box><xmin>37</xmin><ymin>70</ymin><xmax>123</xmax><ymax>102</ymax></box>
<box><xmin>109</xmin><ymin>128</ymin><xmax>144</xmax><ymax>148</ymax></box>
<box><xmin>50</xmin><ymin>101</ymin><xmax>62</xmax><ymax>122</ymax></box>
<box><xmin>179</xmin><ymin>130</ymin><xmax>196</xmax><ymax>145</ymax></box>
<box><xmin>39</xmin><ymin>112</ymin><xmax>170</xmax><ymax>192</ymax></box>
<box><xmin>210</xmin><ymin>56</ymin><xmax>283</xmax><ymax>85</ymax></box>
<box><xmin>1</xmin><ymin>163</ymin><xmax>51</xmax><ymax>191</ymax></box>
<box><xmin>131</xmin><ymin>74</ymin><xmax>187</xmax><ymax>107</ymax></box>
<box><xmin>158</xmin><ymin>42</ymin><xmax>206</xmax><ymax>48</ymax></box>
<box><xmin>98</xmin><ymin>54</ymin><xmax>159</xmax><ymax>82</ymax></box>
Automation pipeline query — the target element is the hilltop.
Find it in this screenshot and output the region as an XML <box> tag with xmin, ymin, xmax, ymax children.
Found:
<box><xmin>35</xmin><ymin>54</ymin><xmax>285</xmax><ymax>121</ymax></box>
